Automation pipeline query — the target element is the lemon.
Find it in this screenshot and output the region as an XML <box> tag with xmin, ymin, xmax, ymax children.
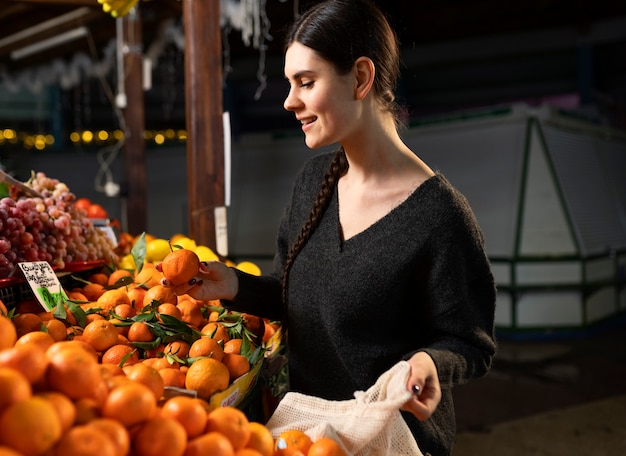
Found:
<box><xmin>145</xmin><ymin>238</ymin><xmax>171</xmax><ymax>263</ymax></box>
<box><xmin>118</xmin><ymin>253</ymin><xmax>135</xmax><ymax>270</ymax></box>
<box><xmin>172</xmin><ymin>236</ymin><xmax>197</xmax><ymax>251</ymax></box>
<box><xmin>195</xmin><ymin>245</ymin><xmax>219</xmax><ymax>262</ymax></box>
<box><xmin>236</xmin><ymin>261</ymin><xmax>261</xmax><ymax>276</ymax></box>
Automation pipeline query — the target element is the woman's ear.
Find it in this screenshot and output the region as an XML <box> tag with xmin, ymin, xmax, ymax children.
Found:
<box><xmin>354</xmin><ymin>57</ymin><xmax>375</xmax><ymax>100</ymax></box>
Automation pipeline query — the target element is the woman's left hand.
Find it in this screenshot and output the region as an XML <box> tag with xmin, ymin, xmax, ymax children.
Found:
<box><xmin>401</xmin><ymin>351</ymin><xmax>442</xmax><ymax>421</ymax></box>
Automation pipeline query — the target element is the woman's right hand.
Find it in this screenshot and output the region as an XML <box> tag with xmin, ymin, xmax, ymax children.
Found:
<box><xmin>157</xmin><ymin>260</ymin><xmax>239</xmax><ymax>302</ymax></box>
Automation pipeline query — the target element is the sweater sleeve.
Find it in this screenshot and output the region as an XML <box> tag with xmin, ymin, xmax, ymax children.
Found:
<box><xmin>405</xmin><ymin>182</ymin><xmax>497</xmax><ymax>389</ymax></box>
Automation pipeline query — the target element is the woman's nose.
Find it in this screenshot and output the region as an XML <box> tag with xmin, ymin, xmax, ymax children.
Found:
<box><xmin>283</xmin><ymin>88</ymin><xmax>299</xmax><ymax>111</ymax></box>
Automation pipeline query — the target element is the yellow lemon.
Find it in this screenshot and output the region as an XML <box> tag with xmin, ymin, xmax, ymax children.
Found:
<box><xmin>145</xmin><ymin>238</ymin><xmax>171</xmax><ymax>263</ymax></box>
<box><xmin>118</xmin><ymin>253</ymin><xmax>136</xmax><ymax>270</ymax></box>
<box><xmin>195</xmin><ymin>245</ymin><xmax>219</xmax><ymax>262</ymax></box>
<box><xmin>169</xmin><ymin>233</ymin><xmax>188</xmax><ymax>245</ymax></box>
<box><xmin>236</xmin><ymin>261</ymin><xmax>261</xmax><ymax>276</ymax></box>
<box><xmin>172</xmin><ymin>236</ymin><xmax>197</xmax><ymax>251</ymax></box>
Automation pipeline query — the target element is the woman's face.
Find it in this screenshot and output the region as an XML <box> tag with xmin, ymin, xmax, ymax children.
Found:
<box><xmin>283</xmin><ymin>42</ymin><xmax>357</xmax><ymax>149</ymax></box>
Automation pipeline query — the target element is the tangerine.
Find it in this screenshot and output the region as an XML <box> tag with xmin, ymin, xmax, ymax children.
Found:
<box><xmin>85</xmin><ymin>418</ymin><xmax>130</xmax><ymax>456</ymax></box>
<box><xmin>201</xmin><ymin>321</ymin><xmax>230</xmax><ymax>342</ymax></box>
<box><xmin>0</xmin><ymin>343</ymin><xmax>48</xmax><ymax>385</ymax></box>
<box><xmin>53</xmin><ymin>424</ymin><xmax>117</xmax><ymax>456</ymax></box>
<box><xmin>107</xmin><ymin>269</ymin><xmax>133</xmax><ymax>286</ymax></box>
<box><xmin>184</xmin><ymin>357</ymin><xmax>229</xmax><ymax>400</ymax></box>
<box><xmin>205</xmin><ymin>406</ymin><xmax>251</xmax><ymax>451</ymax></box>
<box><xmin>97</xmin><ymin>289</ymin><xmax>132</xmax><ymax>315</ymax></box>
<box><xmin>102</xmin><ymin>382</ymin><xmax>157</xmax><ymax>428</ymax></box>
<box><xmin>189</xmin><ymin>337</ymin><xmax>225</xmax><ymax>361</ymax></box>
<box><xmin>14</xmin><ymin>329</ymin><xmax>55</xmax><ymax>352</ymax></box>
<box><xmin>307</xmin><ymin>437</ymin><xmax>347</xmax><ymax>456</ymax></box>
<box><xmin>158</xmin><ymin>367</ymin><xmax>186</xmax><ymax>388</ymax></box>
<box><xmin>274</xmin><ymin>430</ymin><xmax>313</xmax><ymax>456</ymax></box>
<box><xmin>11</xmin><ymin>313</ymin><xmax>42</xmax><ymax>338</ymax></box>
<box><xmin>35</xmin><ymin>391</ymin><xmax>76</xmax><ymax>433</ymax></box>
<box><xmin>124</xmin><ymin>363</ymin><xmax>165</xmax><ymax>401</ymax></box>
<box><xmin>43</xmin><ymin>318</ymin><xmax>67</xmax><ymax>342</ymax></box>
<box><xmin>132</xmin><ymin>417</ymin><xmax>187</xmax><ymax>456</ymax></box>
<box><xmin>160</xmin><ymin>248</ymin><xmax>200</xmax><ymax>287</ymax></box>
<box><xmin>127</xmin><ymin>321</ymin><xmax>156</xmax><ymax>343</ymax></box>
<box><xmin>143</xmin><ymin>284</ymin><xmax>178</xmax><ymax>307</ymax></box>
<box><xmin>134</xmin><ymin>264</ymin><xmax>163</xmax><ymax>289</ymax></box>
<box><xmin>0</xmin><ymin>367</ymin><xmax>31</xmax><ymax>410</ymax></box>
<box><xmin>160</xmin><ymin>395</ymin><xmax>207</xmax><ymax>439</ymax></box>
<box><xmin>0</xmin><ymin>396</ymin><xmax>62</xmax><ymax>456</ymax></box>
<box><xmin>0</xmin><ymin>316</ymin><xmax>17</xmax><ymax>350</ymax></box>
<box><xmin>185</xmin><ymin>432</ymin><xmax>234</xmax><ymax>456</ymax></box>
<box><xmin>82</xmin><ymin>319</ymin><xmax>119</xmax><ymax>352</ymax></box>
<box><xmin>46</xmin><ymin>346</ymin><xmax>102</xmax><ymax>400</ymax></box>
<box><xmin>245</xmin><ymin>422</ymin><xmax>274</xmax><ymax>456</ymax></box>
<box><xmin>222</xmin><ymin>353</ymin><xmax>251</xmax><ymax>381</ymax></box>
<box><xmin>101</xmin><ymin>344</ymin><xmax>140</xmax><ymax>367</ymax></box>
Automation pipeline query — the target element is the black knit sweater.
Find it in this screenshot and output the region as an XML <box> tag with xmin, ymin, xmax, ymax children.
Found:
<box><xmin>226</xmin><ymin>152</ymin><xmax>497</xmax><ymax>456</ymax></box>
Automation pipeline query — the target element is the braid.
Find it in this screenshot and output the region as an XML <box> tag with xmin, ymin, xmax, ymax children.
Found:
<box><xmin>280</xmin><ymin>149</ymin><xmax>348</xmax><ymax>328</ymax></box>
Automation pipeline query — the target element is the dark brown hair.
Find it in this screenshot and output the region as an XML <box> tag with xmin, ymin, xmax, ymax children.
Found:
<box><xmin>280</xmin><ymin>0</ymin><xmax>402</xmax><ymax>318</ymax></box>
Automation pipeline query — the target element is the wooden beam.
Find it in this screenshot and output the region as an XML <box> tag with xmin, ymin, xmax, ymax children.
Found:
<box><xmin>183</xmin><ymin>0</ymin><xmax>224</xmax><ymax>249</ymax></box>
<box><xmin>121</xmin><ymin>8</ymin><xmax>148</xmax><ymax>235</ymax></box>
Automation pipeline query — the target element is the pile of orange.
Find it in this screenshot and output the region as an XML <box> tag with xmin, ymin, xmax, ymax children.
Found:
<box><xmin>0</xmin><ymin>308</ymin><xmax>345</xmax><ymax>456</ymax></box>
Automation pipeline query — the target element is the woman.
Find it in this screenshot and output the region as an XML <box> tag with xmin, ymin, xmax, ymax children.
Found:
<box><xmin>163</xmin><ymin>1</ymin><xmax>496</xmax><ymax>454</ymax></box>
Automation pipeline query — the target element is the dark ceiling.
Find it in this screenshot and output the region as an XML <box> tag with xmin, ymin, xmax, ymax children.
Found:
<box><xmin>1</xmin><ymin>0</ymin><xmax>626</xmax><ymax>138</ymax></box>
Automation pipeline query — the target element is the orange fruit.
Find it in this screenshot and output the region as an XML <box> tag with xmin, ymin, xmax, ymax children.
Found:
<box><xmin>14</xmin><ymin>329</ymin><xmax>55</xmax><ymax>352</ymax></box>
<box><xmin>82</xmin><ymin>319</ymin><xmax>119</xmax><ymax>352</ymax></box>
<box><xmin>85</xmin><ymin>418</ymin><xmax>131</xmax><ymax>456</ymax></box>
<box><xmin>163</xmin><ymin>339</ymin><xmax>191</xmax><ymax>359</ymax></box>
<box><xmin>0</xmin><ymin>396</ymin><xmax>62</xmax><ymax>456</ymax></box>
<box><xmin>242</xmin><ymin>314</ymin><xmax>265</xmax><ymax>345</ymax></box>
<box><xmin>201</xmin><ymin>321</ymin><xmax>230</xmax><ymax>342</ymax></box>
<box><xmin>0</xmin><ymin>446</ymin><xmax>22</xmax><ymax>456</ymax></box>
<box><xmin>157</xmin><ymin>303</ymin><xmax>182</xmax><ymax>321</ymax></box>
<box><xmin>222</xmin><ymin>353</ymin><xmax>251</xmax><ymax>381</ymax></box>
<box><xmin>0</xmin><ymin>316</ymin><xmax>17</xmax><ymax>350</ymax></box>
<box><xmin>235</xmin><ymin>450</ymin><xmax>263</xmax><ymax>456</ymax></box>
<box><xmin>158</xmin><ymin>367</ymin><xmax>186</xmax><ymax>388</ymax></box>
<box><xmin>82</xmin><ymin>283</ymin><xmax>106</xmax><ymax>301</ymax></box>
<box><xmin>143</xmin><ymin>284</ymin><xmax>178</xmax><ymax>307</ymax></box>
<box><xmin>101</xmin><ymin>344</ymin><xmax>140</xmax><ymax>367</ymax></box>
<box><xmin>124</xmin><ymin>363</ymin><xmax>165</xmax><ymax>401</ymax></box>
<box><xmin>11</xmin><ymin>313</ymin><xmax>42</xmax><ymax>338</ymax></box>
<box><xmin>97</xmin><ymin>289</ymin><xmax>132</xmax><ymax>315</ymax></box>
<box><xmin>189</xmin><ymin>337</ymin><xmax>225</xmax><ymax>361</ymax></box>
<box><xmin>46</xmin><ymin>339</ymin><xmax>99</xmax><ymax>361</ymax></box>
<box><xmin>88</xmin><ymin>272</ymin><xmax>109</xmax><ymax>286</ymax></box>
<box><xmin>185</xmin><ymin>432</ymin><xmax>235</xmax><ymax>456</ymax></box>
<box><xmin>102</xmin><ymin>382</ymin><xmax>157</xmax><ymax>428</ymax></box>
<box><xmin>53</xmin><ymin>424</ymin><xmax>117</xmax><ymax>456</ymax></box>
<box><xmin>132</xmin><ymin>417</ymin><xmax>187</xmax><ymax>456</ymax></box>
<box><xmin>35</xmin><ymin>391</ymin><xmax>77</xmax><ymax>433</ymax></box>
<box><xmin>0</xmin><ymin>343</ymin><xmax>48</xmax><ymax>385</ymax></box>
<box><xmin>274</xmin><ymin>430</ymin><xmax>313</xmax><ymax>456</ymax></box>
<box><xmin>161</xmin><ymin>248</ymin><xmax>200</xmax><ymax>287</ymax></box>
<box><xmin>127</xmin><ymin>286</ymin><xmax>147</xmax><ymax>310</ymax></box>
<box><xmin>307</xmin><ymin>437</ymin><xmax>347</xmax><ymax>456</ymax></box>
<box><xmin>223</xmin><ymin>338</ymin><xmax>243</xmax><ymax>355</ymax></box>
<box><xmin>177</xmin><ymin>299</ymin><xmax>204</xmax><ymax>328</ymax></box>
<box><xmin>107</xmin><ymin>269</ymin><xmax>133</xmax><ymax>286</ymax></box>
<box><xmin>43</xmin><ymin>318</ymin><xmax>67</xmax><ymax>342</ymax></box>
<box><xmin>73</xmin><ymin>397</ymin><xmax>101</xmax><ymax>425</ymax></box>
<box><xmin>113</xmin><ymin>303</ymin><xmax>136</xmax><ymax>318</ymax></box>
<box><xmin>66</xmin><ymin>290</ymin><xmax>89</xmax><ymax>302</ymax></box>
<box><xmin>134</xmin><ymin>264</ymin><xmax>164</xmax><ymax>288</ymax></box>
<box><xmin>245</xmin><ymin>422</ymin><xmax>274</xmax><ymax>456</ymax></box>
<box><xmin>0</xmin><ymin>367</ymin><xmax>31</xmax><ymax>410</ymax></box>
<box><xmin>205</xmin><ymin>406</ymin><xmax>251</xmax><ymax>451</ymax></box>
<box><xmin>184</xmin><ymin>357</ymin><xmax>230</xmax><ymax>400</ymax></box>
<box><xmin>160</xmin><ymin>395</ymin><xmax>207</xmax><ymax>439</ymax></box>
<box><xmin>46</xmin><ymin>346</ymin><xmax>102</xmax><ymax>400</ymax></box>
<box><xmin>127</xmin><ymin>321</ymin><xmax>156</xmax><ymax>343</ymax></box>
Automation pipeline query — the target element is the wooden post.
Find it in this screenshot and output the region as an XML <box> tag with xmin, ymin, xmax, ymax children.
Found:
<box><xmin>121</xmin><ymin>8</ymin><xmax>147</xmax><ymax>235</ymax></box>
<box><xmin>183</xmin><ymin>0</ymin><xmax>224</xmax><ymax>249</ymax></box>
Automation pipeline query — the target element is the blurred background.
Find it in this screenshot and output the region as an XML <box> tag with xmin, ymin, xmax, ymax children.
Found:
<box><xmin>1</xmin><ymin>1</ymin><xmax>625</xmax><ymax>453</ymax></box>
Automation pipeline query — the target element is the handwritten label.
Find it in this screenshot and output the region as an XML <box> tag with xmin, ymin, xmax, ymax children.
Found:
<box><xmin>18</xmin><ymin>261</ymin><xmax>67</xmax><ymax>312</ymax></box>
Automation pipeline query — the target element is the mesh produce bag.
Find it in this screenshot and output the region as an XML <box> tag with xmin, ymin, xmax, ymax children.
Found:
<box><xmin>266</xmin><ymin>360</ymin><xmax>424</xmax><ymax>456</ymax></box>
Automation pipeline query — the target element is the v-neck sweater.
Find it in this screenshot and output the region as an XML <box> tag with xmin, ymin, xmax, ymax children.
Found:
<box><xmin>225</xmin><ymin>151</ymin><xmax>497</xmax><ymax>456</ymax></box>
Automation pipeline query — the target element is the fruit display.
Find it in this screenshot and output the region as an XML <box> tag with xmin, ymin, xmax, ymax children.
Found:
<box><xmin>0</xmin><ymin>171</ymin><xmax>118</xmax><ymax>277</ymax></box>
<box><xmin>0</xmin><ymin>261</ymin><xmax>346</xmax><ymax>455</ymax></box>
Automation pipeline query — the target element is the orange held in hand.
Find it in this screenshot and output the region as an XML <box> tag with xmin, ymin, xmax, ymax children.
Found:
<box><xmin>161</xmin><ymin>248</ymin><xmax>201</xmax><ymax>286</ymax></box>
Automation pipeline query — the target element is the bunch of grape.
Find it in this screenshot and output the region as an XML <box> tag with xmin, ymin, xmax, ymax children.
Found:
<box><xmin>0</xmin><ymin>172</ymin><xmax>118</xmax><ymax>277</ymax></box>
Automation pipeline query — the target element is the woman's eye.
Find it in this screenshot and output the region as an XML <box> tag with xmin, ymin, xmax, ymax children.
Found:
<box><xmin>300</xmin><ymin>81</ymin><xmax>313</xmax><ymax>88</ymax></box>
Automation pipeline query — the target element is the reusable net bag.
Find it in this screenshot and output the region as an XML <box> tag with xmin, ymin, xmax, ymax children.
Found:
<box><xmin>266</xmin><ymin>360</ymin><xmax>424</xmax><ymax>456</ymax></box>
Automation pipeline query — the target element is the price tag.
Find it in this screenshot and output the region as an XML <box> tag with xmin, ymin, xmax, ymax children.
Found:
<box><xmin>18</xmin><ymin>261</ymin><xmax>67</xmax><ymax>312</ymax></box>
